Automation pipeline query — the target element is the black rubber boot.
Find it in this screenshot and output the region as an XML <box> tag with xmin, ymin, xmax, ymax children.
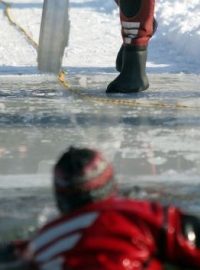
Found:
<box><xmin>116</xmin><ymin>44</ymin><xmax>124</xmax><ymax>72</ymax></box>
<box><xmin>106</xmin><ymin>45</ymin><xmax>149</xmax><ymax>93</ymax></box>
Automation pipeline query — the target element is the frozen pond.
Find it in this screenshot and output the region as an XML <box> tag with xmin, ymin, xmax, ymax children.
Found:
<box><xmin>1</xmin><ymin>73</ymin><xmax>200</xmax><ymax>239</ymax></box>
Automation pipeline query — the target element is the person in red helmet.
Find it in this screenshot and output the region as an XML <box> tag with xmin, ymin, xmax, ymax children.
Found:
<box><xmin>107</xmin><ymin>0</ymin><xmax>156</xmax><ymax>93</ymax></box>
<box><xmin>1</xmin><ymin>146</ymin><xmax>200</xmax><ymax>270</ymax></box>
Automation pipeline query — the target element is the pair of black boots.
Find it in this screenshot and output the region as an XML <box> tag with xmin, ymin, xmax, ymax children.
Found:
<box><xmin>106</xmin><ymin>45</ymin><xmax>149</xmax><ymax>93</ymax></box>
<box><xmin>106</xmin><ymin>17</ymin><xmax>158</xmax><ymax>94</ymax></box>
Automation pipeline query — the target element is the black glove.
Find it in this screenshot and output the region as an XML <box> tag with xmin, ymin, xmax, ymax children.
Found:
<box><xmin>182</xmin><ymin>213</ymin><xmax>200</xmax><ymax>248</ymax></box>
<box><xmin>0</xmin><ymin>242</ymin><xmax>17</xmax><ymax>263</ymax></box>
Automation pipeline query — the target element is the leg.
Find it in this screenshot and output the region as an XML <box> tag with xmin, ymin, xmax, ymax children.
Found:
<box><xmin>107</xmin><ymin>0</ymin><xmax>155</xmax><ymax>93</ymax></box>
<box><xmin>120</xmin><ymin>0</ymin><xmax>155</xmax><ymax>47</ymax></box>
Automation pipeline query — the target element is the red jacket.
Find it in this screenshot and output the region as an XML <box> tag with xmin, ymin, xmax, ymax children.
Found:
<box><xmin>20</xmin><ymin>197</ymin><xmax>200</xmax><ymax>270</ymax></box>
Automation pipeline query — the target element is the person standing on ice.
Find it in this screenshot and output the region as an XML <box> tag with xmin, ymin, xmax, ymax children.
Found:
<box><xmin>107</xmin><ymin>0</ymin><xmax>156</xmax><ymax>93</ymax></box>
<box><xmin>1</xmin><ymin>147</ymin><xmax>200</xmax><ymax>270</ymax></box>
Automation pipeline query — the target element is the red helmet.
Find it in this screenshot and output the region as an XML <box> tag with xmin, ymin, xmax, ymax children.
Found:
<box><xmin>53</xmin><ymin>147</ymin><xmax>115</xmax><ymax>213</ymax></box>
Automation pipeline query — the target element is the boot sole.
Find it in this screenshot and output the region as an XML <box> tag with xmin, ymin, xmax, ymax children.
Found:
<box><xmin>106</xmin><ymin>84</ymin><xmax>149</xmax><ymax>94</ymax></box>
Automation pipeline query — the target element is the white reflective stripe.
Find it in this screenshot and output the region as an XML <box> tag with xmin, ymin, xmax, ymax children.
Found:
<box><xmin>30</xmin><ymin>212</ymin><xmax>98</xmax><ymax>253</ymax></box>
<box><xmin>122</xmin><ymin>21</ymin><xmax>140</xmax><ymax>29</ymax></box>
<box><xmin>36</xmin><ymin>234</ymin><xmax>81</xmax><ymax>263</ymax></box>
<box><xmin>41</xmin><ymin>257</ymin><xmax>63</xmax><ymax>270</ymax></box>
<box><xmin>128</xmin><ymin>35</ymin><xmax>137</xmax><ymax>39</ymax></box>
<box><xmin>124</xmin><ymin>37</ymin><xmax>132</xmax><ymax>44</ymax></box>
<box><xmin>123</xmin><ymin>29</ymin><xmax>138</xmax><ymax>35</ymax></box>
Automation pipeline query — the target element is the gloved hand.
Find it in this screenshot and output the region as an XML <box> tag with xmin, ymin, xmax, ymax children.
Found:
<box><xmin>164</xmin><ymin>207</ymin><xmax>200</xmax><ymax>269</ymax></box>
<box><xmin>0</xmin><ymin>241</ymin><xmax>17</xmax><ymax>263</ymax></box>
<box><xmin>0</xmin><ymin>241</ymin><xmax>31</xmax><ymax>270</ymax></box>
<box><xmin>182</xmin><ymin>213</ymin><xmax>200</xmax><ymax>248</ymax></box>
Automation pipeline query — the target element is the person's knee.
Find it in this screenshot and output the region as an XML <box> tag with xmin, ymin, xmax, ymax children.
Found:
<box><xmin>120</xmin><ymin>0</ymin><xmax>141</xmax><ymax>18</ymax></box>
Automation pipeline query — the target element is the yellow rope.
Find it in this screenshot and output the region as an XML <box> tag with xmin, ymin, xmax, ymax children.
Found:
<box><xmin>1</xmin><ymin>0</ymin><xmax>200</xmax><ymax>110</ymax></box>
<box><xmin>1</xmin><ymin>0</ymin><xmax>38</xmax><ymax>49</ymax></box>
<box><xmin>58</xmin><ymin>71</ymin><xmax>200</xmax><ymax>110</ymax></box>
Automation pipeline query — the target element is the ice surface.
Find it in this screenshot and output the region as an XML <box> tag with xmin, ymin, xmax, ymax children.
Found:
<box><xmin>1</xmin><ymin>73</ymin><xmax>200</xmax><ymax>184</ymax></box>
